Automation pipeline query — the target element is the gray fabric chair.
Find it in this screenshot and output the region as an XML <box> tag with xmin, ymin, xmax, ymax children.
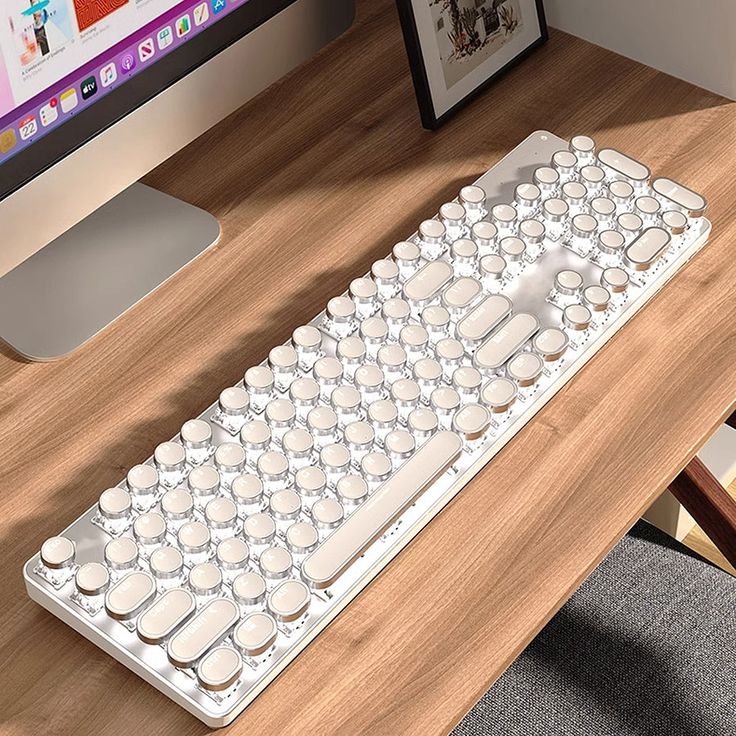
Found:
<box><xmin>453</xmin><ymin>521</ymin><xmax>736</xmax><ymax>736</ymax></box>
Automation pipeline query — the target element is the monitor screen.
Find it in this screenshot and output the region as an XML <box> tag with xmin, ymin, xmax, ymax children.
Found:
<box><xmin>0</xmin><ymin>0</ymin><xmax>293</xmax><ymax>200</ymax></box>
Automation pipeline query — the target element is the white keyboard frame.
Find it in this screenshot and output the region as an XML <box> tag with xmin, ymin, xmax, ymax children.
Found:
<box><xmin>24</xmin><ymin>131</ymin><xmax>711</xmax><ymax>727</ymax></box>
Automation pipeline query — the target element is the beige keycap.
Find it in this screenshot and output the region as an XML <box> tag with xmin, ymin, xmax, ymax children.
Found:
<box><xmin>265</xmin><ymin>399</ymin><xmax>296</xmax><ymax>428</ymax></box>
<box><xmin>533</xmin><ymin>167</ymin><xmax>559</xmax><ymax>191</ymax></box>
<box><xmin>154</xmin><ymin>441</ymin><xmax>186</xmax><ymax>471</ymax></box>
<box><xmin>542</xmin><ymin>198</ymin><xmax>568</xmax><ymax>222</ymax></box>
<box><xmin>215</xmin><ymin>443</ymin><xmax>246</xmax><ymax>474</ymax></box>
<box><xmin>519</xmin><ymin>218</ymin><xmax>545</xmax><ymax>244</ymax></box>
<box><xmin>391</xmin><ymin>378</ymin><xmax>421</xmax><ymax>408</ymax></box>
<box><xmin>471</xmin><ymin>221</ymin><xmax>497</xmax><ymax>247</ymax></box>
<box><xmin>104</xmin><ymin>537</ymin><xmax>139</xmax><ymax>570</ymax></box>
<box><xmin>257</xmin><ymin>451</ymin><xmax>289</xmax><ymax>482</ymax></box>
<box><xmin>400</xmin><ymin>324</ymin><xmax>429</xmax><ymax>354</ymax></box>
<box><xmin>377</xmin><ymin>344</ymin><xmax>407</xmax><ymax>373</ymax></box>
<box><xmin>188</xmin><ymin>465</ymin><xmax>220</xmax><ymax>498</ymax></box>
<box><xmin>301</xmin><ymin>432</ymin><xmax>462</xmax><ymax>589</ymax></box>
<box><xmin>295</xmin><ymin>466</ymin><xmax>327</xmax><ymax>497</ymax></box>
<box><xmin>197</xmin><ymin>646</ymin><xmax>243</xmax><ymax>692</ymax></box>
<box><xmin>133</xmin><ymin>512</ymin><xmax>167</xmax><ymax>545</ymax></box>
<box><xmin>442</xmin><ymin>277</ymin><xmax>482</xmax><ymax>311</ymax></box>
<box><xmin>150</xmin><ymin>546</ymin><xmax>184</xmax><ymax>580</ymax></box>
<box><xmin>361</xmin><ymin>452</ymin><xmax>393</xmax><ymax>484</ymax></box>
<box><xmin>571</xmin><ymin>214</ymin><xmax>598</xmax><ymax>239</ymax></box>
<box><xmin>617</xmin><ymin>212</ymin><xmax>643</xmax><ymax>236</ymax></box>
<box><xmin>552</xmin><ymin>150</ymin><xmax>577</xmax><ymax>173</ymax></box>
<box><xmin>232</xmin><ymin>572</ymin><xmax>267</xmax><ymax>606</ymax></box>
<box><xmin>583</xmin><ymin>285</ymin><xmax>611</xmax><ymax>312</ymax></box>
<box><xmin>403</xmin><ymin>260</ymin><xmax>454</xmax><ymax>306</ymax></box>
<box><xmin>459</xmin><ymin>184</ymin><xmax>486</xmax><ymax>209</ymax></box>
<box><xmin>267</xmin><ymin>579</ymin><xmax>311</xmax><ymax>622</ymax></box>
<box><xmin>562</xmin><ymin>181</ymin><xmax>587</xmax><ymax>206</ymax></box>
<box><xmin>167</xmin><ymin>598</ymin><xmax>239</xmax><ymax>668</ymax></box>
<box><xmin>456</xmin><ymin>294</ymin><xmax>512</xmax><ymax>346</ymax></box>
<box><xmin>533</xmin><ymin>328</ymin><xmax>569</xmax><ymax>361</ymax></box>
<box><xmin>382</xmin><ymin>298</ymin><xmax>411</xmax><ymax>325</ymax></box>
<box><xmin>481</xmin><ymin>377</ymin><xmax>518</xmax><ymax>413</ymax></box>
<box><xmin>597</xmin><ymin>230</ymin><xmax>625</xmax><ymax>255</ymax></box>
<box><xmin>430</xmin><ymin>387</ymin><xmax>461</xmax><ymax>415</ymax></box>
<box><xmin>418</xmin><ymin>219</ymin><xmax>446</xmax><ymax>242</ymax></box>
<box><xmin>652</xmin><ymin>177</ymin><xmax>707</xmax><ymax>217</ymax></box>
<box><xmin>360</xmin><ymin>316</ymin><xmax>389</xmax><ymax>345</ymax></box>
<box><xmin>289</xmin><ymin>378</ymin><xmax>320</xmax><ymax>407</ymax></box>
<box><xmin>75</xmin><ymin>562</ymin><xmax>110</xmax><ymax>596</ymax></box>
<box><xmin>162</xmin><ymin>488</ymin><xmax>194</xmax><ymax>520</ymax></box>
<box><xmin>270</xmin><ymin>489</ymin><xmax>302</xmax><ymax>521</ymax></box>
<box><xmin>218</xmin><ymin>386</ymin><xmax>249</xmax><ymax>416</ymax></box>
<box><xmin>473</xmin><ymin>313</ymin><xmax>539</xmax><ymax>374</ymax></box>
<box><xmin>320</xmin><ymin>443</ymin><xmax>351</xmax><ymax>475</ymax></box>
<box><xmin>350</xmin><ymin>277</ymin><xmax>378</xmax><ymax>303</ymax></box>
<box><xmin>243</xmin><ymin>513</ymin><xmax>276</xmax><ymax>545</ymax></box>
<box><xmin>421</xmin><ymin>305</ymin><xmax>451</xmax><ymax>335</ymax></box>
<box><xmin>233</xmin><ymin>612</ymin><xmax>277</xmax><ymax>656</ymax></box>
<box><xmin>327</xmin><ymin>296</ymin><xmax>355</xmax><ymax>322</ymax></box>
<box><xmin>177</xmin><ymin>521</ymin><xmax>210</xmax><ymax>554</ymax></box>
<box><xmin>269</xmin><ymin>344</ymin><xmax>298</xmax><ymax>372</ymax></box>
<box><xmin>662</xmin><ymin>210</ymin><xmax>688</xmax><ymax>235</ymax></box>
<box><xmin>240</xmin><ymin>420</ymin><xmax>271</xmax><ymax>451</ymax></box>
<box><xmin>515</xmin><ymin>182</ymin><xmax>541</xmax><ymax>208</ymax></box>
<box><xmin>231</xmin><ymin>474</ymin><xmax>263</xmax><ymax>506</ymax></box>
<box><xmin>384</xmin><ymin>429</ymin><xmax>415</xmax><ymax>460</ymax></box>
<box><xmin>216</xmin><ymin>538</ymin><xmax>250</xmax><ymax>570</ymax></box>
<box><xmin>624</xmin><ymin>227</ymin><xmax>671</xmax><ymax>271</ymax></box>
<box><xmin>180</xmin><ymin>419</ymin><xmax>211</xmax><ymax>449</ymax></box>
<box><xmin>479</xmin><ymin>255</ymin><xmax>506</xmax><ymax>281</ymax></box>
<box><xmin>563</xmin><ymin>304</ymin><xmax>592</xmax><ymax>331</ymax></box>
<box><xmin>105</xmin><ymin>571</ymin><xmax>156</xmax><ymax>620</ymax></box>
<box><xmin>336</xmin><ymin>475</ymin><xmax>369</xmax><ymax>507</ymax></box>
<box><xmin>635</xmin><ymin>196</ymin><xmax>660</xmax><ymax>217</ymax></box>
<box><xmin>205</xmin><ymin>497</ymin><xmax>238</xmax><ymax>528</ymax></box>
<box><xmin>590</xmin><ymin>197</ymin><xmax>616</xmax><ymax>219</ymax></box>
<box><xmin>499</xmin><ymin>237</ymin><xmax>526</xmax><ymax>262</ymax></box>
<box><xmin>286</xmin><ymin>522</ymin><xmax>320</xmax><ymax>553</ymax></box>
<box><xmin>259</xmin><ymin>546</ymin><xmax>293</xmax><ymax>579</ymax></box>
<box><xmin>311</xmin><ymin>498</ymin><xmax>344</xmax><ymax>529</ymax></box>
<box><xmin>282</xmin><ymin>428</ymin><xmax>314</xmax><ymax>460</ymax></box>
<box><xmin>137</xmin><ymin>588</ymin><xmax>196</xmax><ymax>644</ymax></box>
<box><xmin>440</xmin><ymin>201</ymin><xmax>466</xmax><ymax>227</ymax></box>
<box><xmin>354</xmin><ymin>364</ymin><xmax>385</xmax><ymax>395</ymax></box>
<box><xmin>98</xmin><ymin>487</ymin><xmax>132</xmax><ymax>520</ymax></box>
<box><xmin>245</xmin><ymin>365</ymin><xmax>274</xmax><ymax>392</ymax></box>
<box><xmin>555</xmin><ymin>270</ymin><xmax>583</xmax><ymax>295</ymax></box>
<box><xmin>608</xmin><ymin>179</ymin><xmax>634</xmax><ymax>205</ymax></box>
<box><xmin>580</xmin><ymin>165</ymin><xmax>605</xmax><ymax>187</ymax></box>
<box><xmin>337</xmin><ymin>336</ymin><xmax>366</xmax><ymax>364</ymax></box>
<box><xmin>292</xmin><ymin>324</ymin><xmax>322</xmax><ymax>351</ymax></box>
<box><xmin>507</xmin><ymin>352</ymin><xmax>544</xmax><ymax>386</ymax></box>
<box><xmin>408</xmin><ymin>407</ymin><xmax>439</xmax><ymax>437</ymax></box>
<box><xmin>570</xmin><ymin>134</ymin><xmax>595</xmax><ymax>158</ymax></box>
<box><xmin>344</xmin><ymin>421</ymin><xmax>375</xmax><ymax>452</ymax></box>
<box><xmin>452</xmin><ymin>403</ymin><xmax>491</xmax><ymax>440</ymax></box>
<box><xmin>597</xmin><ymin>148</ymin><xmax>650</xmax><ymax>184</ymax></box>
<box><xmin>189</xmin><ymin>563</ymin><xmax>222</xmax><ymax>596</ymax></box>
<box><xmin>368</xmin><ymin>400</ymin><xmax>398</xmax><ymax>429</ymax></box>
<box><xmin>393</xmin><ymin>241</ymin><xmax>421</xmax><ymax>270</ymax></box>
<box><xmin>331</xmin><ymin>386</ymin><xmax>361</xmax><ymax>415</ymax></box>
<box><xmin>601</xmin><ymin>268</ymin><xmax>630</xmax><ymax>293</ymax></box>
<box><xmin>127</xmin><ymin>464</ymin><xmax>159</xmax><ymax>495</ymax></box>
<box><xmin>41</xmin><ymin>536</ymin><xmax>75</xmax><ymax>569</ymax></box>
<box><xmin>307</xmin><ymin>406</ymin><xmax>338</xmax><ymax>436</ymax></box>
<box><xmin>452</xmin><ymin>366</ymin><xmax>483</xmax><ymax>394</ymax></box>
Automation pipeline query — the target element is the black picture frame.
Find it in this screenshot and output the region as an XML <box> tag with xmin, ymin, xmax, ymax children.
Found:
<box><xmin>396</xmin><ymin>0</ymin><xmax>548</xmax><ymax>129</ymax></box>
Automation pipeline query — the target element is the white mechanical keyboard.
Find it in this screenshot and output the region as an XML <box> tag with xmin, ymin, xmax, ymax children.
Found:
<box><xmin>24</xmin><ymin>131</ymin><xmax>711</xmax><ymax>727</ymax></box>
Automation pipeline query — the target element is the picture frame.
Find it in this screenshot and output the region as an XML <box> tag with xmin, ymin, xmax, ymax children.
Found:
<box><xmin>396</xmin><ymin>0</ymin><xmax>548</xmax><ymax>129</ymax></box>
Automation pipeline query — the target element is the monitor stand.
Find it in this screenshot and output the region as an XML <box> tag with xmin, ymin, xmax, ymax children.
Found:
<box><xmin>0</xmin><ymin>183</ymin><xmax>220</xmax><ymax>361</ymax></box>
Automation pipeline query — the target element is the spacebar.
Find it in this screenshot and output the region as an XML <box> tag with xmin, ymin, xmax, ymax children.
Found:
<box><xmin>301</xmin><ymin>431</ymin><xmax>463</xmax><ymax>589</ymax></box>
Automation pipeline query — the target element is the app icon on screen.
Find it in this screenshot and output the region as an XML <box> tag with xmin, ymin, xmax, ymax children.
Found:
<box><xmin>19</xmin><ymin>115</ymin><xmax>38</xmax><ymax>141</ymax></box>
<box><xmin>157</xmin><ymin>26</ymin><xmax>173</xmax><ymax>50</ymax></box>
<box><xmin>0</xmin><ymin>129</ymin><xmax>17</xmax><ymax>153</ymax></box>
<box><xmin>81</xmin><ymin>76</ymin><xmax>98</xmax><ymax>100</ymax></box>
<box><xmin>138</xmin><ymin>38</ymin><xmax>155</xmax><ymax>62</ymax></box>
<box><xmin>212</xmin><ymin>0</ymin><xmax>226</xmax><ymax>14</ymax></box>
<box><xmin>121</xmin><ymin>53</ymin><xmax>136</xmax><ymax>73</ymax></box>
<box><xmin>40</xmin><ymin>98</ymin><xmax>59</xmax><ymax>126</ymax></box>
<box><xmin>100</xmin><ymin>62</ymin><xmax>117</xmax><ymax>88</ymax></box>
<box><xmin>60</xmin><ymin>88</ymin><xmax>78</xmax><ymax>113</ymax></box>
<box><xmin>176</xmin><ymin>15</ymin><xmax>191</xmax><ymax>37</ymax></box>
<box><xmin>194</xmin><ymin>3</ymin><xmax>209</xmax><ymax>25</ymax></box>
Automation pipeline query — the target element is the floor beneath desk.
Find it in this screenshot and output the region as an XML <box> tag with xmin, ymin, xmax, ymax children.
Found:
<box><xmin>453</xmin><ymin>521</ymin><xmax>736</xmax><ymax>736</ymax></box>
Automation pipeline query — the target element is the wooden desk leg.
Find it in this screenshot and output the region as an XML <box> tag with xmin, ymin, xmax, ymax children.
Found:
<box><xmin>670</xmin><ymin>456</ymin><xmax>736</xmax><ymax>568</ymax></box>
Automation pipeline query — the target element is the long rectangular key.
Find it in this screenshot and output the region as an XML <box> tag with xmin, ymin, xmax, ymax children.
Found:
<box><xmin>301</xmin><ymin>432</ymin><xmax>463</xmax><ymax>589</ymax></box>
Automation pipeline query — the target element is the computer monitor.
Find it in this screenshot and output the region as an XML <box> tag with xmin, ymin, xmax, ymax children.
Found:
<box><xmin>0</xmin><ymin>0</ymin><xmax>354</xmax><ymax>359</ymax></box>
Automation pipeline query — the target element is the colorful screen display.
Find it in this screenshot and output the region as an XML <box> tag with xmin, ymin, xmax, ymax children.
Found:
<box><xmin>0</xmin><ymin>0</ymin><xmax>246</xmax><ymax>163</ymax></box>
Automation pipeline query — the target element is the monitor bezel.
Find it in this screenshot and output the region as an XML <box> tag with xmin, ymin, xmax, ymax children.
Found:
<box><xmin>0</xmin><ymin>0</ymin><xmax>295</xmax><ymax>202</ymax></box>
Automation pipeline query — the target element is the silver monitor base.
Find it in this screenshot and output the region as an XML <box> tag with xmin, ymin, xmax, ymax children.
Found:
<box><xmin>0</xmin><ymin>184</ymin><xmax>220</xmax><ymax>360</ymax></box>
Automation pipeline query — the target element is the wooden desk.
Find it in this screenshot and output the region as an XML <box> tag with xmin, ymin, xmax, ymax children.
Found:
<box><xmin>2</xmin><ymin>2</ymin><xmax>735</xmax><ymax>734</ymax></box>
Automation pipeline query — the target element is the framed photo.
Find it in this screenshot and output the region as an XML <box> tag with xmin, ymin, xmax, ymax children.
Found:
<box><xmin>396</xmin><ymin>0</ymin><xmax>548</xmax><ymax>129</ymax></box>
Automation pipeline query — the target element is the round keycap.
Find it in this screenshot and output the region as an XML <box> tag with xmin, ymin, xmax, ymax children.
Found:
<box><xmin>269</xmin><ymin>490</ymin><xmax>302</xmax><ymax>521</ymax></box>
<box><xmin>459</xmin><ymin>185</ymin><xmax>486</xmax><ymax>208</ymax></box>
<box><xmin>393</xmin><ymin>241</ymin><xmax>421</xmax><ymax>268</ymax></box>
<box><xmin>286</xmin><ymin>522</ymin><xmax>320</xmax><ymax>554</ymax></box>
<box><xmin>188</xmin><ymin>465</ymin><xmax>220</xmax><ymax>497</ymax></box>
<box><xmin>337</xmin><ymin>336</ymin><xmax>366</xmax><ymax>363</ymax></box>
<box><xmin>331</xmin><ymin>386</ymin><xmax>361</xmax><ymax>414</ymax></box>
<box><xmin>216</xmin><ymin>538</ymin><xmax>250</xmax><ymax>570</ymax></box>
<box><xmin>231</xmin><ymin>473</ymin><xmax>263</xmax><ymax>506</ymax></box>
<box><xmin>507</xmin><ymin>352</ymin><xmax>544</xmax><ymax>386</ymax></box>
<box><xmin>240</xmin><ymin>420</ymin><xmax>271</xmax><ymax>450</ymax></box>
<box><xmin>232</xmin><ymin>572</ymin><xmax>267</xmax><ymax>606</ymax></box>
<box><xmin>452</xmin><ymin>366</ymin><xmax>483</xmax><ymax>393</ymax></box>
<box><xmin>590</xmin><ymin>197</ymin><xmax>616</xmax><ymax>219</ymax></box>
<box><xmin>373</xmin><ymin>259</ymin><xmax>401</xmax><ymax>287</ymax></box>
<box><xmin>413</xmin><ymin>358</ymin><xmax>442</xmax><ymax>384</ymax></box>
<box><xmin>598</xmin><ymin>230</ymin><xmax>626</xmax><ymax>255</ymax></box>
<box><xmin>180</xmin><ymin>419</ymin><xmax>211</xmax><ymax>448</ymax></box>
<box><xmin>430</xmin><ymin>387</ymin><xmax>461</xmax><ymax>414</ymax></box>
<box><xmin>552</xmin><ymin>150</ymin><xmax>577</xmax><ymax>173</ymax></box>
<box><xmin>571</xmin><ymin>214</ymin><xmax>598</xmax><ymax>239</ymax></box>
<box><xmin>311</xmin><ymin>498</ymin><xmax>344</xmax><ymax>529</ymax></box>
<box><xmin>519</xmin><ymin>219</ymin><xmax>545</xmax><ymax>244</ymax></box>
<box><xmin>499</xmin><ymin>236</ymin><xmax>526</xmax><ymax>262</ymax></box>
<box><xmin>76</xmin><ymin>562</ymin><xmax>110</xmax><ymax>596</ymax></box>
<box><xmin>233</xmin><ymin>612</ymin><xmax>276</xmax><ymax>655</ymax></box>
<box><xmin>583</xmin><ymin>285</ymin><xmax>611</xmax><ymax>312</ymax></box>
<box><xmin>635</xmin><ymin>195</ymin><xmax>660</xmax><ymax>216</ymax></box>
<box><xmin>580</xmin><ymin>165</ymin><xmax>605</xmax><ymax>186</ymax></box>
<box><xmin>542</xmin><ymin>198</ymin><xmax>568</xmax><ymax>222</ymax></box>
<box><xmin>295</xmin><ymin>466</ymin><xmax>327</xmax><ymax>497</ymax></box>
<box><xmin>293</xmin><ymin>325</ymin><xmax>322</xmax><ymax>351</ymax></box>
<box><xmin>408</xmin><ymin>407</ymin><xmax>438</xmax><ymax>435</ymax></box>
<box><xmin>435</xmin><ymin>338</ymin><xmax>464</xmax><ymax>363</ymax></box>
<box><xmin>290</xmin><ymin>378</ymin><xmax>320</xmax><ymax>406</ymax></box>
<box><xmin>562</xmin><ymin>181</ymin><xmax>587</xmax><ymax>206</ymax></box>
<box><xmin>257</xmin><ymin>451</ymin><xmax>289</xmax><ymax>481</ymax></box>
<box><xmin>154</xmin><ymin>442</ymin><xmax>185</xmax><ymax>470</ymax></box>
<box><xmin>245</xmin><ymin>365</ymin><xmax>274</xmax><ymax>391</ymax></box>
<box><xmin>267</xmin><ymin>580</ymin><xmax>311</xmax><ymax>622</ymax></box>
<box><xmin>368</xmin><ymin>400</ymin><xmax>398</xmax><ymax>428</ymax></box>
<box><xmin>382</xmin><ymin>298</ymin><xmax>411</xmax><ymax>323</ymax></box>
<box><xmin>533</xmin><ymin>328</ymin><xmax>569</xmax><ymax>361</ymax></box>
<box><xmin>440</xmin><ymin>201</ymin><xmax>466</xmax><ymax>225</ymax></box>
<box><xmin>127</xmin><ymin>464</ymin><xmax>159</xmax><ymax>494</ymax></box>
<box><xmin>178</xmin><ymin>521</ymin><xmax>210</xmax><ymax>554</ymax></box>
<box><xmin>219</xmin><ymin>386</ymin><xmax>249</xmax><ymax>415</ymax></box>
<box><xmin>384</xmin><ymin>430</ymin><xmax>415</xmax><ymax>459</ymax></box>
<box><xmin>570</xmin><ymin>135</ymin><xmax>595</xmax><ymax>157</ymax></box>
<box><xmin>104</xmin><ymin>537</ymin><xmax>138</xmax><ymax>570</ymax></box>
<box><xmin>377</xmin><ymin>344</ymin><xmax>407</xmax><ymax>372</ymax></box>
<box><xmin>98</xmin><ymin>487</ymin><xmax>132</xmax><ymax>520</ymax></box>
<box><xmin>243</xmin><ymin>513</ymin><xmax>276</xmax><ymax>545</ymax></box>
<box><xmin>662</xmin><ymin>210</ymin><xmax>688</xmax><ymax>234</ymax></box>
<box><xmin>307</xmin><ymin>406</ymin><xmax>339</xmax><ymax>436</ymax></box>
<box><xmin>215</xmin><ymin>443</ymin><xmax>246</xmax><ymax>473</ymax></box>
<box><xmin>336</xmin><ymin>475</ymin><xmax>369</xmax><ymax>506</ymax></box>
<box><xmin>197</xmin><ymin>647</ymin><xmax>242</xmax><ymax>692</ymax></box>
<box><xmin>608</xmin><ymin>179</ymin><xmax>634</xmax><ymax>204</ymax></box>
<box><xmin>259</xmin><ymin>546</ymin><xmax>293</xmax><ymax>579</ymax></box>
<box><xmin>189</xmin><ymin>563</ymin><xmax>222</xmax><ymax>596</ymax></box>
<box><xmin>471</xmin><ymin>221</ymin><xmax>497</xmax><ymax>247</ymax></box>
<box><xmin>269</xmin><ymin>345</ymin><xmax>298</xmax><ymax>373</ymax></box>
<box><xmin>265</xmin><ymin>399</ymin><xmax>296</xmax><ymax>427</ymax></box>
<box><xmin>350</xmin><ymin>277</ymin><xmax>377</xmax><ymax>302</ymax></box>
<box><xmin>601</xmin><ymin>267</ymin><xmax>630</xmax><ymax>293</ymax></box>
<box><xmin>419</xmin><ymin>219</ymin><xmax>446</xmax><ymax>242</ymax></box>
<box><xmin>134</xmin><ymin>512</ymin><xmax>167</xmax><ymax>545</ymax></box>
<box><xmin>344</xmin><ymin>421</ymin><xmax>375</xmax><ymax>451</ymax></box>
<box><xmin>479</xmin><ymin>255</ymin><xmax>506</xmax><ymax>281</ymax></box>
<box><xmin>360</xmin><ymin>317</ymin><xmax>389</xmax><ymax>344</ymax></box>
<box><xmin>481</xmin><ymin>377</ymin><xmax>518</xmax><ymax>412</ymax></box>
<box><xmin>150</xmin><ymin>546</ymin><xmax>184</xmax><ymax>579</ymax></box>
<box><xmin>361</xmin><ymin>452</ymin><xmax>392</xmax><ymax>483</ymax></box>
<box><xmin>563</xmin><ymin>304</ymin><xmax>592</xmax><ymax>331</ymax></box>
<box><xmin>205</xmin><ymin>497</ymin><xmax>238</xmax><ymax>528</ymax></box>
<box><xmin>391</xmin><ymin>378</ymin><xmax>421</xmax><ymax>406</ymax></box>
<box><xmin>555</xmin><ymin>270</ymin><xmax>583</xmax><ymax>295</ymax></box>
<box><xmin>327</xmin><ymin>296</ymin><xmax>355</xmax><ymax>321</ymax></box>
<box><xmin>617</xmin><ymin>212</ymin><xmax>643</xmax><ymax>235</ymax></box>
<box><xmin>354</xmin><ymin>364</ymin><xmax>384</xmax><ymax>393</ymax></box>
<box><xmin>282</xmin><ymin>428</ymin><xmax>313</xmax><ymax>459</ymax></box>
<box><xmin>533</xmin><ymin>167</ymin><xmax>559</xmax><ymax>190</ymax></box>
<box><xmin>514</xmin><ymin>182</ymin><xmax>541</xmax><ymax>208</ymax></box>
<box><xmin>452</xmin><ymin>403</ymin><xmax>491</xmax><ymax>440</ymax></box>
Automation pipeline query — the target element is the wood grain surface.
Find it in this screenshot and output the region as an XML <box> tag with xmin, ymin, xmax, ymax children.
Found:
<box><xmin>2</xmin><ymin>2</ymin><xmax>736</xmax><ymax>734</ymax></box>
